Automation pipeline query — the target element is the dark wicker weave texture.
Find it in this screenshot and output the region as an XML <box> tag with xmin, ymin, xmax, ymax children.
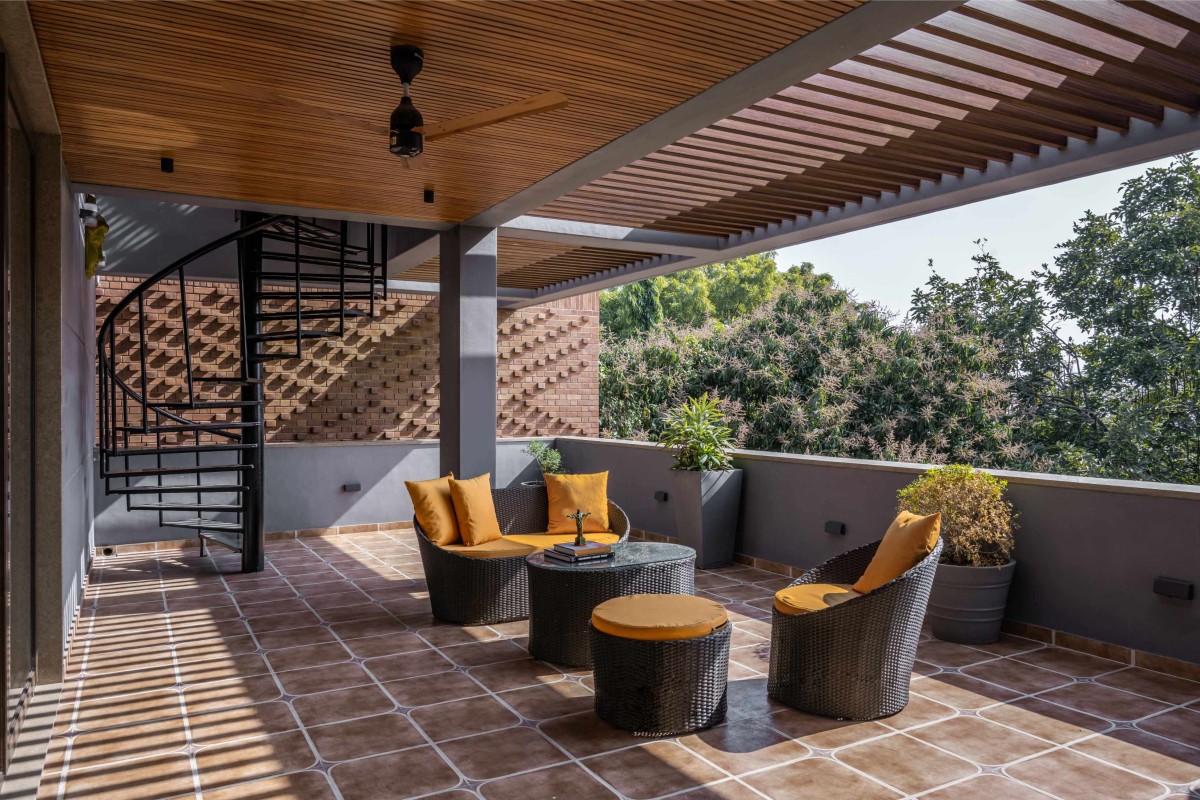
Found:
<box><xmin>528</xmin><ymin>549</ymin><xmax>695</xmax><ymax>667</ymax></box>
<box><xmin>415</xmin><ymin>485</ymin><xmax>630</xmax><ymax>625</ymax></box>
<box><xmin>767</xmin><ymin>538</ymin><xmax>943</xmax><ymax>721</ymax></box>
<box><xmin>592</xmin><ymin>622</ymin><xmax>731</xmax><ymax>735</ymax></box>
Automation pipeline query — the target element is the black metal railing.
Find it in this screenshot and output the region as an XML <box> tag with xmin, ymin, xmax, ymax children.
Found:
<box><xmin>97</xmin><ymin>214</ymin><xmax>387</xmax><ymax>572</ymax></box>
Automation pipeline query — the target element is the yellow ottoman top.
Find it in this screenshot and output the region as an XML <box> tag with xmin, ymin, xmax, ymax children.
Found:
<box><xmin>773</xmin><ymin>583</ymin><xmax>861</xmax><ymax>615</ymax></box>
<box><xmin>592</xmin><ymin>594</ymin><xmax>728</xmax><ymax>641</ymax></box>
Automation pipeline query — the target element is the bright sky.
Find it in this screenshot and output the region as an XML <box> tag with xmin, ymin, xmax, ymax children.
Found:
<box><xmin>778</xmin><ymin>151</ymin><xmax>1196</xmax><ymax>322</ymax></box>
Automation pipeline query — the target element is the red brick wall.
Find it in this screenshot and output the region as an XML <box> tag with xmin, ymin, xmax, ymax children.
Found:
<box><xmin>96</xmin><ymin>277</ymin><xmax>598</xmax><ymax>443</ymax></box>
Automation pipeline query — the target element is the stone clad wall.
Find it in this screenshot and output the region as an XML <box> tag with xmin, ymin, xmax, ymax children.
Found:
<box><xmin>95</xmin><ymin>277</ymin><xmax>599</xmax><ymax>441</ymax></box>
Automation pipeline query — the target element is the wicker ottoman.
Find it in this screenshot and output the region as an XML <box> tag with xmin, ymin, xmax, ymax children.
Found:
<box><xmin>590</xmin><ymin>594</ymin><xmax>731</xmax><ymax>735</ymax></box>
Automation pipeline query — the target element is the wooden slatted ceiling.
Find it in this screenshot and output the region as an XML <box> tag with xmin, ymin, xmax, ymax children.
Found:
<box><xmin>406</xmin><ymin>239</ymin><xmax>655</xmax><ymax>290</ymax></box>
<box><xmin>535</xmin><ymin>0</ymin><xmax>1200</xmax><ymax>237</ymax></box>
<box><xmin>29</xmin><ymin>0</ymin><xmax>860</xmax><ymax>224</ymax></box>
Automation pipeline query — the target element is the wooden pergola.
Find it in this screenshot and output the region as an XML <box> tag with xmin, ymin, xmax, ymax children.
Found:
<box><xmin>27</xmin><ymin>0</ymin><xmax>1200</xmax><ymax>475</ymax></box>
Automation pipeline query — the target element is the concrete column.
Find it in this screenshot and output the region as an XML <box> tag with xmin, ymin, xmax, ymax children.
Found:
<box><xmin>439</xmin><ymin>226</ymin><xmax>497</xmax><ymax>481</ymax></box>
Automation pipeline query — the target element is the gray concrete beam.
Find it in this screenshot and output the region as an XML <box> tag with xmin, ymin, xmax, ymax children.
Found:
<box><xmin>438</xmin><ymin>227</ymin><xmax>498</xmax><ymax>481</ymax></box>
<box><xmin>465</xmin><ymin>1</ymin><xmax>963</xmax><ymax>228</ymax></box>
<box><xmin>499</xmin><ymin>216</ymin><xmax>721</xmax><ymax>257</ymax></box>
<box><xmin>386</xmin><ymin>227</ymin><xmax>440</xmax><ymax>277</ymax></box>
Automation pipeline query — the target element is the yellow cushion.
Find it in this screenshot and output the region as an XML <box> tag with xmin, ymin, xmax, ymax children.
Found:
<box><xmin>506</xmin><ymin>532</ymin><xmax>622</xmax><ymax>550</ymax></box>
<box><xmin>405</xmin><ymin>473</ymin><xmax>459</xmax><ymax>546</ymax></box>
<box><xmin>852</xmin><ymin>511</ymin><xmax>941</xmax><ymax>594</ymax></box>
<box><xmin>440</xmin><ymin>537</ymin><xmax>537</xmax><ymax>559</ymax></box>
<box><xmin>773</xmin><ymin>583</ymin><xmax>861</xmax><ymax>615</ymax></box>
<box><xmin>449</xmin><ymin>473</ymin><xmax>502</xmax><ymax>547</ymax></box>
<box><xmin>545</xmin><ymin>472</ymin><xmax>610</xmax><ymax>535</ymax></box>
<box><xmin>591</xmin><ymin>594</ymin><xmax>727</xmax><ymax>641</ymax></box>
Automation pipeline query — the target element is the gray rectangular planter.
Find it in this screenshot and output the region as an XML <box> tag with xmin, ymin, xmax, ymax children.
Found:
<box><xmin>671</xmin><ymin>469</ymin><xmax>743</xmax><ymax>569</ymax></box>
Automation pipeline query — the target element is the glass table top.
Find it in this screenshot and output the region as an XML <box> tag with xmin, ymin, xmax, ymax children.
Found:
<box><xmin>526</xmin><ymin>541</ymin><xmax>695</xmax><ymax>571</ymax></box>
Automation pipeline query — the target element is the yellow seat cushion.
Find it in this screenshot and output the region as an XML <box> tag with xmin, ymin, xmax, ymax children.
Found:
<box><xmin>773</xmin><ymin>583</ymin><xmax>861</xmax><ymax>615</ymax></box>
<box><xmin>439</xmin><ymin>537</ymin><xmax>537</xmax><ymax>559</ymax></box>
<box><xmin>405</xmin><ymin>473</ymin><xmax>459</xmax><ymax>546</ymax></box>
<box><xmin>545</xmin><ymin>472</ymin><xmax>610</xmax><ymax>535</ymax></box>
<box><xmin>449</xmin><ymin>473</ymin><xmax>503</xmax><ymax>547</ymax></box>
<box><xmin>852</xmin><ymin>511</ymin><xmax>941</xmax><ymax>594</ymax></box>
<box><xmin>506</xmin><ymin>532</ymin><xmax>622</xmax><ymax>550</ymax></box>
<box><xmin>591</xmin><ymin>594</ymin><xmax>727</xmax><ymax>641</ymax></box>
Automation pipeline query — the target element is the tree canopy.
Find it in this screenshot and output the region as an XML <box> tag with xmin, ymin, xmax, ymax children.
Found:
<box><xmin>599</xmin><ymin>154</ymin><xmax>1200</xmax><ymax>485</ymax></box>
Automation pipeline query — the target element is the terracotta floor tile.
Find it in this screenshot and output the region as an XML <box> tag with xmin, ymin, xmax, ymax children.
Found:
<box><xmin>247</xmin><ymin>610</ymin><xmax>322</xmax><ymax>634</ymax></box>
<box><xmin>479</xmin><ymin>763</ymin><xmax>618</xmax><ymax>800</ymax></box>
<box><xmin>265</xmin><ymin>641</ymin><xmax>352</xmax><ymax>672</ymax></box>
<box><xmin>919</xmin><ymin>774</ymin><xmax>1051</xmax><ymax>799</ymax></box>
<box><xmin>295</xmin><ymin>579</ymin><xmax>359</xmax><ymax>597</ymax></box>
<box><xmin>419</xmin><ymin>625</ymin><xmax>500</xmax><ymax>648</ymax></box>
<box><xmin>308</xmin><ymin>712</ymin><xmax>426</xmax><ymax>762</ymax></box>
<box><xmin>470</xmin><ymin>658</ymin><xmax>565</xmax><ymax>692</ymax></box>
<box><xmin>874</xmin><ymin>693</ymin><xmax>958</xmax><ymax>732</ymax></box>
<box><xmin>729</xmin><ymin>642</ymin><xmax>771</xmax><ymax>673</ymax></box>
<box><xmin>980</xmin><ymin>696</ymin><xmax>1110</xmax><ymax>744</ymax></box>
<box><xmin>710</xmin><ymin>583</ymin><xmax>773</xmax><ymax>603</ymax></box>
<box><xmin>331</xmin><ymin>746</ymin><xmax>460</xmax><ymax>799</ymax></box>
<box><xmin>1097</xmin><ymin>668</ymin><xmax>1200</xmax><ymax>706</ymax></box>
<box><xmin>188</xmin><ymin>701</ymin><xmax>299</xmax><ymax>746</ymax></box>
<box><xmin>74</xmin><ymin>689</ymin><xmax>183</xmax><ymax>730</ymax></box>
<box><xmin>695</xmin><ymin>574</ymin><xmax>742</xmax><ymax>591</ymax></box>
<box><xmin>338</xmin><ymin>631</ymin><xmax>424</xmax><ymax>660</ymax></box>
<box><xmin>757</xmin><ymin>707</ymin><xmax>889</xmax><ymax>750</ymax></box>
<box><xmin>1137</xmin><ymin>707</ymin><xmax>1200</xmax><ymax>749</ymax></box>
<box><xmin>200</xmin><ymin>770</ymin><xmax>338</xmax><ymax>800</ymax></box>
<box><xmin>489</xmin><ymin>620</ymin><xmax>529</xmax><ymax>638</ymax></box>
<box><xmin>1006</xmin><ymin>747</ymin><xmax>1166</xmax><ymax>800</ymax></box>
<box><xmin>53</xmin><ymin>717</ymin><xmax>188</xmax><ymax>772</ymax></box>
<box><xmin>965</xmin><ymin>635</ymin><xmax>1045</xmax><ymax>659</ymax></box>
<box><xmin>911</xmin><ymin>673</ymin><xmax>1021</xmax><ymax>710</ymax></box>
<box><xmin>363</xmin><ymin>649</ymin><xmax>454</xmax><ymax>682</ymax></box>
<box><xmin>410</xmin><ymin>694</ymin><xmax>520</xmax><ymax>741</ymax></box>
<box><xmin>184</xmin><ymin>674</ymin><xmax>282</xmax><ymax>714</ymax></box>
<box><xmin>304</xmin><ymin>591</ymin><xmax>372</xmax><ymax>611</ymax></box>
<box><xmin>724</xmin><ymin>678</ymin><xmax>783</xmax><ymax>722</ymax></box>
<box><xmin>839</xmin><ymin>732</ymin><xmax>978</xmax><ymax>794</ymax></box>
<box><xmin>909</xmin><ymin>716</ymin><xmax>1052</xmax><ymax>766</ymax></box>
<box><xmin>229</xmin><ymin>586</ymin><xmax>296</xmax><ymax>604</ymax></box>
<box><xmin>176</xmin><ymin>653</ymin><xmax>269</xmax><ymax>685</ymax></box>
<box><xmin>440</xmin><ymin>726</ymin><xmax>566</xmax><ymax>780</ymax></box>
<box><xmin>316</xmin><ymin>603</ymin><xmax>395</xmax><ymax>625</ymax></box>
<box><xmin>292</xmin><ymin>683</ymin><xmax>396</xmax><ymax>727</ymax></box>
<box><xmin>539</xmin><ymin>711</ymin><xmax>644</xmax><ymax>758</ymax></box>
<box><xmin>330</xmin><ymin>616</ymin><xmax>409</xmax><ymax>641</ymax></box>
<box><xmin>915</xmin><ymin>640</ymin><xmax>997</xmax><ymax>668</ymax></box>
<box><xmin>1015</xmin><ymin>647</ymin><xmax>1126</xmax><ymax>678</ymax></box>
<box><xmin>442</xmin><ymin>639</ymin><xmax>534</xmax><ymax>668</ymax></box>
<box><xmin>59</xmin><ymin>752</ymin><xmax>196</xmax><ymax>800</ymax></box>
<box><xmin>72</xmin><ymin>669</ymin><xmax>178</xmax><ymax>701</ymax></box>
<box><xmin>500</xmin><ymin>680</ymin><xmax>594</xmax><ymax>720</ymax></box>
<box><xmin>671</xmin><ymin>779</ymin><xmax>768</xmax><ymax>799</ymax></box>
<box><xmin>194</xmin><ymin>730</ymin><xmax>317</xmax><ymax>791</ymax></box>
<box><xmin>585</xmin><ymin>740</ymin><xmax>726</xmax><ymax>800</ymax></box>
<box><xmin>1041</xmin><ymin>682</ymin><xmax>1172</xmax><ymax>722</ymax></box>
<box><xmin>961</xmin><ymin>656</ymin><xmax>1075</xmax><ymax>694</ymax></box>
<box><xmin>1073</xmin><ymin>728</ymin><xmax>1200</xmax><ymax>785</ymax></box>
<box><xmin>239</xmin><ymin>598</ymin><xmax>311</xmax><ymax>618</ymax></box>
<box><xmin>679</xmin><ymin>718</ymin><xmax>809</xmax><ymax>775</ymax></box>
<box><xmin>743</xmin><ymin>755</ymin><xmax>900</xmax><ymax>800</ymax></box>
<box><xmin>173</xmin><ymin>633</ymin><xmax>259</xmax><ymax>662</ymax></box>
<box><xmin>254</xmin><ymin>625</ymin><xmax>336</xmax><ymax>650</ymax></box>
<box><xmin>383</xmin><ymin>671</ymin><xmax>486</xmax><ymax>708</ymax></box>
<box><xmin>282</xmin><ymin>664</ymin><xmax>371</xmax><ymax>703</ymax></box>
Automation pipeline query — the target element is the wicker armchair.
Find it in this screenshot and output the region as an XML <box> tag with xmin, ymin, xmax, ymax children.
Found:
<box><xmin>415</xmin><ymin>484</ymin><xmax>630</xmax><ymax>625</ymax></box>
<box><xmin>767</xmin><ymin>537</ymin><xmax>942</xmax><ymax>720</ymax></box>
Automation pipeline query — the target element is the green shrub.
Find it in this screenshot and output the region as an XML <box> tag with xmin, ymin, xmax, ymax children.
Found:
<box><xmin>522</xmin><ymin>440</ymin><xmax>563</xmax><ymax>474</ymax></box>
<box><xmin>657</xmin><ymin>393</ymin><xmax>735</xmax><ymax>472</ymax></box>
<box><xmin>898</xmin><ymin>464</ymin><xmax>1016</xmax><ymax>567</ymax></box>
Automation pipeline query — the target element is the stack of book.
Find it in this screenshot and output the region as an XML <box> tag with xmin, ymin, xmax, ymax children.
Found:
<box><xmin>544</xmin><ymin>541</ymin><xmax>614</xmax><ymax>564</ymax></box>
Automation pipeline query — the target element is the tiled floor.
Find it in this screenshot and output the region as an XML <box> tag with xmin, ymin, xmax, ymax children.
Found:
<box><xmin>41</xmin><ymin>530</ymin><xmax>1200</xmax><ymax>800</ymax></box>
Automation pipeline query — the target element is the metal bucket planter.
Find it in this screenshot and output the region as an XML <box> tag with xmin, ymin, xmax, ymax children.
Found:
<box><xmin>671</xmin><ymin>469</ymin><xmax>743</xmax><ymax>569</ymax></box>
<box><xmin>927</xmin><ymin>560</ymin><xmax>1017</xmax><ymax>645</ymax></box>
<box><xmin>520</xmin><ymin>480</ymin><xmax>546</xmax><ymax>488</ymax></box>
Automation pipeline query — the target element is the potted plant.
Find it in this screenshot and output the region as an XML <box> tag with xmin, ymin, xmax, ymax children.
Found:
<box><xmin>522</xmin><ymin>440</ymin><xmax>563</xmax><ymax>487</ymax></box>
<box><xmin>898</xmin><ymin>464</ymin><xmax>1017</xmax><ymax>645</ymax></box>
<box><xmin>657</xmin><ymin>394</ymin><xmax>743</xmax><ymax>569</ymax></box>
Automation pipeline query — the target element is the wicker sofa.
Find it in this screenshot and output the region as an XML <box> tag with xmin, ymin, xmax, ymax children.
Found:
<box><xmin>414</xmin><ymin>484</ymin><xmax>631</xmax><ymax>625</ymax></box>
<box><xmin>767</xmin><ymin>537</ymin><xmax>943</xmax><ymax>720</ymax></box>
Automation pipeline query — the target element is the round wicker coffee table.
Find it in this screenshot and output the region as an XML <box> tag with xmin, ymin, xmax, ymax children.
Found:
<box><xmin>526</xmin><ymin>542</ymin><xmax>697</xmax><ymax>668</ymax></box>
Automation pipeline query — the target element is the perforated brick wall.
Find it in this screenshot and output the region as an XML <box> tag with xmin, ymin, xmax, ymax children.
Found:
<box><xmin>96</xmin><ymin>277</ymin><xmax>599</xmax><ymax>442</ymax></box>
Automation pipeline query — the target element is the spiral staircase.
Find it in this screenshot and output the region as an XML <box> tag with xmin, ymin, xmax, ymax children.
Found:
<box><xmin>97</xmin><ymin>213</ymin><xmax>388</xmax><ymax>572</ymax></box>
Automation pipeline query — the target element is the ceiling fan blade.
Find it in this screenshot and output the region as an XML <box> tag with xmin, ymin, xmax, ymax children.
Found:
<box><xmin>422</xmin><ymin>91</ymin><xmax>568</xmax><ymax>142</ymax></box>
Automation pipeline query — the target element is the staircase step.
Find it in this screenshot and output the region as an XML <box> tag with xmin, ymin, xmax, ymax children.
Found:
<box><xmin>107</xmin><ymin>443</ymin><xmax>257</xmax><ymax>458</ymax></box>
<box><xmin>259</xmin><ymin>253</ymin><xmax>378</xmax><ymax>270</ymax></box>
<box><xmin>247</xmin><ymin>330</ymin><xmax>330</xmax><ymax>343</ymax></box>
<box><xmin>193</xmin><ymin>376</ymin><xmax>264</xmax><ymax>385</ymax></box>
<box><xmin>255</xmin><ymin>309</ymin><xmax>371</xmax><ymax>321</ymax></box>
<box><xmin>130</xmin><ymin>501</ymin><xmax>244</xmax><ymax>512</ymax></box>
<box><xmin>111</xmin><ymin>483</ymin><xmax>245</xmax><ymax>495</ymax></box>
<box><xmin>156</xmin><ymin>400</ymin><xmax>262</xmax><ymax>409</ymax></box>
<box><xmin>166</xmin><ymin>518</ymin><xmax>243</xmax><ymax>532</ymax></box>
<box><xmin>255</xmin><ymin>272</ymin><xmax>380</xmax><ymax>284</ymax></box>
<box><xmin>105</xmin><ymin>464</ymin><xmax>250</xmax><ymax>479</ymax></box>
<box><xmin>258</xmin><ymin>291</ymin><xmax>381</xmax><ymax>301</ymax></box>
<box><xmin>198</xmin><ymin>531</ymin><xmax>245</xmax><ymax>553</ymax></box>
<box><xmin>118</xmin><ymin>421</ymin><xmax>261</xmax><ymax>434</ymax></box>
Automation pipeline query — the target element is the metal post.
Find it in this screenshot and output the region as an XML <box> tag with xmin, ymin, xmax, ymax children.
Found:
<box><xmin>237</xmin><ymin>213</ymin><xmax>266</xmax><ymax>573</ymax></box>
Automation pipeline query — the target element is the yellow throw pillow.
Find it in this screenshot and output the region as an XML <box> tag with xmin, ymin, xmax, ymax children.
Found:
<box><xmin>449</xmin><ymin>473</ymin><xmax>503</xmax><ymax>546</ymax></box>
<box><xmin>545</xmin><ymin>472</ymin><xmax>610</xmax><ymax>535</ymax></box>
<box><xmin>405</xmin><ymin>473</ymin><xmax>459</xmax><ymax>546</ymax></box>
<box><xmin>852</xmin><ymin>511</ymin><xmax>941</xmax><ymax>594</ymax></box>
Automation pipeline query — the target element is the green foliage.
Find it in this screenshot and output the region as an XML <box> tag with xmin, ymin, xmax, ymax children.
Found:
<box><xmin>898</xmin><ymin>465</ymin><xmax>1016</xmax><ymax>567</ymax></box>
<box><xmin>522</xmin><ymin>440</ymin><xmax>563</xmax><ymax>474</ymax></box>
<box><xmin>656</xmin><ymin>393</ymin><xmax>736</xmax><ymax>472</ymax></box>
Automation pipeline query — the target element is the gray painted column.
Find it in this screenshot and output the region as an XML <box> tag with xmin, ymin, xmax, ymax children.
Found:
<box><xmin>439</xmin><ymin>226</ymin><xmax>498</xmax><ymax>481</ymax></box>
